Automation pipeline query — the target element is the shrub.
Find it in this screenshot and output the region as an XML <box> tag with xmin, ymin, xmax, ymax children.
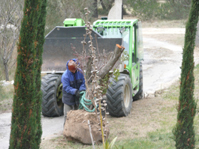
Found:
<box><xmin>125</xmin><ymin>0</ymin><xmax>191</xmax><ymax>20</ymax></box>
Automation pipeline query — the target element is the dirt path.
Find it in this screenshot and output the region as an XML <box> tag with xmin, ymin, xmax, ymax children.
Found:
<box><xmin>143</xmin><ymin>37</ymin><xmax>183</xmax><ymax>94</ymax></box>
<box><xmin>143</xmin><ymin>29</ymin><xmax>199</xmax><ymax>96</ymax></box>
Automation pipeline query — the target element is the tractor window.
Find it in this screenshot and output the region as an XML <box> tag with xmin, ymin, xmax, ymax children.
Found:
<box><xmin>103</xmin><ymin>28</ymin><xmax>122</xmax><ymax>38</ymax></box>
<box><xmin>137</xmin><ymin>21</ymin><xmax>143</xmax><ymax>60</ymax></box>
<box><xmin>132</xmin><ymin>28</ymin><xmax>135</xmax><ymax>63</ymax></box>
<box><xmin>122</xmin><ymin>28</ymin><xmax>130</xmax><ymax>65</ymax></box>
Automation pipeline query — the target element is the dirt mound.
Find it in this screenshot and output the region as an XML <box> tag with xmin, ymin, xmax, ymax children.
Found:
<box><xmin>63</xmin><ymin>110</ymin><xmax>109</xmax><ymax>144</ymax></box>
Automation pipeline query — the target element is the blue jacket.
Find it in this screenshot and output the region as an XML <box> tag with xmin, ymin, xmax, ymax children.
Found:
<box><xmin>61</xmin><ymin>59</ymin><xmax>86</xmax><ymax>105</ymax></box>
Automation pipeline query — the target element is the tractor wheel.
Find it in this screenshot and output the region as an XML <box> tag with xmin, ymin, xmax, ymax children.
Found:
<box><xmin>41</xmin><ymin>74</ymin><xmax>63</xmax><ymax>117</ymax></box>
<box><xmin>133</xmin><ymin>63</ymin><xmax>143</xmax><ymax>100</ymax></box>
<box><xmin>106</xmin><ymin>74</ymin><xmax>133</xmax><ymax>117</ymax></box>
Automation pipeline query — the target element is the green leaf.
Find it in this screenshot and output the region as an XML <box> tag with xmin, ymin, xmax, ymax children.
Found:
<box><xmin>109</xmin><ymin>137</ymin><xmax>118</xmax><ymax>149</ymax></box>
<box><xmin>105</xmin><ymin>140</ymin><xmax>109</xmax><ymax>149</ymax></box>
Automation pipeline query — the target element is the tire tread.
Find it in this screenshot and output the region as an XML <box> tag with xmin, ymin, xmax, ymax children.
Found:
<box><xmin>41</xmin><ymin>74</ymin><xmax>63</xmax><ymax>117</ymax></box>
<box><xmin>106</xmin><ymin>74</ymin><xmax>132</xmax><ymax>117</ymax></box>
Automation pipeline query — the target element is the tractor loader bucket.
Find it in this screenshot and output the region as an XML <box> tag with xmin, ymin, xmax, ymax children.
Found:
<box><xmin>42</xmin><ymin>26</ymin><xmax>122</xmax><ymax>72</ymax></box>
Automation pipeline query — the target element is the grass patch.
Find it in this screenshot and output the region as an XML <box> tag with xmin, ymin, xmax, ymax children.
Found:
<box><xmin>195</xmin><ymin>64</ymin><xmax>199</xmax><ymax>98</ymax></box>
<box><xmin>0</xmin><ymin>84</ymin><xmax>13</xmax><ymax>102</ymax></box>
<box><xmin>115</xmin><ymin>131</ymin><xmax>175</xmax><ymax>149</ymax></box>
<box><xmin>162</xmin><ymin>82</ymin><xmax>179</xmax><ymax>101</ymax></box>
<box><xmin>0</xmin><ymin>84</ymin><xmax>14</xmax><ymax>113</ymax></box>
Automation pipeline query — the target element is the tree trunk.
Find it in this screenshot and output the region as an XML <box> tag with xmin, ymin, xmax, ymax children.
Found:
<box><xmin>173</xmin><ymin>0</ymin><xmax>199</xmax><ymax>148</ymax></box>
<box><xmin>34</xmin><ymin>0</ymin><xmax>47</xmax><ymax>146</ymax></box>
<box><xmin>98</xmin><ymin>44</ymin><xmax>124</xmax><ymax>79</ymax></box>
<box><xmin>100</xmin><ymin>0</ymin><xmax>107</xmax><ymax>10</ymax></box>
<box><xmin>9</xmin><ymin>0</ymin><xmax>43</xmax><ymax>148</ymax></box>
<box><xmin>3</xmin><ymin>61</ymin><xmax>9</xmax><ymax>81</ymax></box>
<box><xmin>108</xmin><ymin>0</ymin><xmax>114</xmax><ymax>10</ymax></box>
<box><xmin>92</xmin><ymin>0</ymin><xmax>98</xmax><ymax>18</ymax></box>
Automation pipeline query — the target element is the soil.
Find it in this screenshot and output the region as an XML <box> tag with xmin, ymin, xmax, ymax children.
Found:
<box><xmin>63</xmin><ymin>110</ymin><xmax>109</xmax><ymax>144</ymax></box>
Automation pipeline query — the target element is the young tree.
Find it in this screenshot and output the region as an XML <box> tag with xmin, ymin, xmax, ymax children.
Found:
<box><xmin>9</xmin><ymin>0</ymin><xmax>47</xmax><ymax>148</ymax></box>
<box><xmin>173</xmin><ymin>0</ymin><xmax>199</xmax><ymax>148</ymax></box>
<box><xmin>0</xmin><ymin>0</ymin><xmax>23</xmax><ymax>81</ymax></box>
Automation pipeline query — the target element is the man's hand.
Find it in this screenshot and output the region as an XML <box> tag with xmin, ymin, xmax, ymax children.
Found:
<box><xmin>75</xmin><ymin>90</ymin><xmax>80</xmax><ymax>98</ymax></box>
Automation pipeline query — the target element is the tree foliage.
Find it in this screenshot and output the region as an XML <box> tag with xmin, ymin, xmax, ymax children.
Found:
<box><xmin>45</xmin><ymin>0</ymin><xmax>94</xmax><ymax>34</ymax></box>
<box><xmin>125</xmin><ymin>0</ymin><xmax>192</xmax><ymax>20</ymax></box>
<box><xmin>9</xmin><ymin>0</ymin><xmax>47</xmax><ymax>148</ymax></box>
<box><xmin>0</xmin><ymin>0</ymin><xmax>95</xmax><ymax>81</ymax></box>
<box><xmin>34</xmin><ymin>0</ymin><xmax>47</xmax><ymax>145</ymax></box>
<box><xmin>173</xmin><ymin>0</ymin><xmax>199</xmax><ymax>148</ymax></box>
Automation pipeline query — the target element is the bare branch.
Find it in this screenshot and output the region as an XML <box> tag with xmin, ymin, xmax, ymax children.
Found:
<box><xmin>7</xmin><ymin>37</ymin><xmax>17</xmax><ymax>61</ymax></box>
<box><xmin>0</xmin><ymin>0</ymin><xmax>23</xmax><ymax>80</ymax></box>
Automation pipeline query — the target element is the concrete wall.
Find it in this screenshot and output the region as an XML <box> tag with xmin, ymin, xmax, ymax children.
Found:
<box><xmin>196</xmin><ymin>21</ymin><xmax>199</xmax><ymax>47</ymax></box>
<box><xmin>108</xmin><ymin>0</ymin><xmax>123</xmax><ymax>20</ymax></box>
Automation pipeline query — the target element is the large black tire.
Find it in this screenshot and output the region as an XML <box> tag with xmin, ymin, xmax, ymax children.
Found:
<box><xmin>133</xmin><ymin>63</ymin><xmax>143</xmax><ymax>100</ymax></box>
<box><xmin>106</xmin><ymin>74</ymin><xmax>133</xmax><ymax>117</ymax></box>
<box><xmin>41</xmin><ymin>74</ymin><xmax>63</xmax><ymax>117</ymax></box>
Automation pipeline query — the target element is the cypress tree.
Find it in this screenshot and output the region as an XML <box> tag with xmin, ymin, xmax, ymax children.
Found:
<box><xmin>173</xmin><ymin>0</ymin><xmax>199</xmax><ymax>148</ymax></box>
<box><xmin>34</xmin><ymin>0</ymin><xmax>47</xmax><ymax>146</ymax></box>
<box><xmin>9</xmin><ymin>0</ymin><xmax>42</xmax><ymax>148</ymax></box>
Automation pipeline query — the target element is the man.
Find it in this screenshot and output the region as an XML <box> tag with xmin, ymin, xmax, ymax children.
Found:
<box><xmin>61</xmin><ymin>59</ymin><xmax>86</xmax><ymax>125</ymax></box>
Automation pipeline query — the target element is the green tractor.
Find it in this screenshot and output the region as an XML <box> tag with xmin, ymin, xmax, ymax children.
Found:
<box><xmin>41</xmin><ymin>18</ymin><xmax>143</xmax><ymax>117</ymax></box>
